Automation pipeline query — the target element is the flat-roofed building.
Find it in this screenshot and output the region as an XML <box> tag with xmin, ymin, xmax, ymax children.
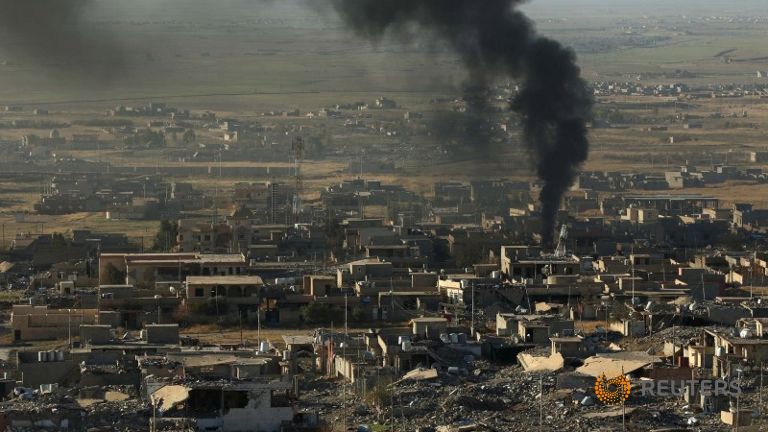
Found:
<box><xmin>11</xmin><ymin>305</ymin><xmax>98</xmax><ymax>342</ymax></box>
<box><xmin>99</xmin><ymin>252</ymin><xmax>247</xmax><ymax>288</ymax></box>
<box><xmin>185</xmin><ymin>275</ymin><xmax>264</xmax><ymax>305</ymax></box>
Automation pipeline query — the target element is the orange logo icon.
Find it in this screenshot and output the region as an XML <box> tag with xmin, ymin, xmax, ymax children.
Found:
<box><xmin>594</xmin><ymin>373</ymin><xmax>631</xmax><ymax>404</ymax></box>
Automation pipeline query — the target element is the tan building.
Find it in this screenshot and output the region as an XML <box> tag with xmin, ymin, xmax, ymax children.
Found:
<box><xmin>99</xmin><ymin>252</ymin><xmax>247</xmax><ymax>288</ymax></box>
<box><xmin>11</xmin><ymin>305</ymin><xmax>98</xmax><ymax>342</ymax></box>
<box><xmin>185</xmin><ymin>275</ymin><xmax>264</xmax><ymax>305</ymax></box>
<box><xmin>303</xmin><ymin>275</ymin><xmax>338</xmax><ymax>297</ymax></box>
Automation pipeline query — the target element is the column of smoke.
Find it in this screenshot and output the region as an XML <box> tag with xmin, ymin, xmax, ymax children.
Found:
<box><xmin>0</xmin><ymin>0</ymin><xmax>123</xmax><ymax>79</ymax></box>
<box><xmin>0</xmin><ymin>0</ymin><xmax>592</xmax><ymax>244</ymax></box>
<box><xmin>326</xmin><ymin>0</ymin><xmax>593</xmax><ymax>245</ymax></box>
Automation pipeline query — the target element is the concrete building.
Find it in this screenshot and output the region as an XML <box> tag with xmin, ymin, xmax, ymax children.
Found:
<box><xmin>185</xmin><ymin>275</ymin><xmax>264</xmax><ymax>305</ymax></box>
<box><xmin>99</xmin><ymin>252</ymin><xmax>247</xmax><ymax>288</ymax></box>
<box><xmin>10</xmin><ymin>305</ymin><xmax>98</xmax><ymax>342</ymax></box>
<box><xmin>152</xmin><ymin>380</ymin><xmax>296</xmax><ymax>432</ymax></box>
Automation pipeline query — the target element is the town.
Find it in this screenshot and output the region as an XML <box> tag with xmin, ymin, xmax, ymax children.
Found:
<box><xmin>1</xmin><ymin>1</ymin><xmax>768</xmax><ymax>432</ymax></box>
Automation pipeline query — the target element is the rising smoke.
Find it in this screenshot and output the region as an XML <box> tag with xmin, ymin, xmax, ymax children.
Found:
<box><xmin>0</xmin><ymin>0</ymin><xmax>591</xmax><ymax>243</ymax></box>
<box><xmin>0</xmin><ymin>0</ymin><xmax>123</xmax><ymax>79</ymax></box>
<box><xmin>325</xmin><ymin>0</ymin><xmax>593</xmax><ymax>245</ymax></box>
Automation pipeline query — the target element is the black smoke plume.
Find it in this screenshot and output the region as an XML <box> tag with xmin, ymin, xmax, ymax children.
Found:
<box><xmin>327</xmin><ymin>0</ymin><xmax>593</xmax><ymax>245</ymax></box>
<box><xmin>0</xmin><ymin>0</ymin><xmax>123</xmax><ymax>79</ymax></box>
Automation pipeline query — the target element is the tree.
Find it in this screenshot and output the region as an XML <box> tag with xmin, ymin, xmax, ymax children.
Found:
<box><xmin>300</xmin><ymin>303</ymin><xmax>339</xmax><ymax>324</ymax></box>
<box><xmin>350</xmin><ymin>306</ymin><xmax>366</xmax><ymax>323</ymax></box>
<box><xmin>182</xmin><ymin>129</ymin><xmax>196</xmax><ymax>145</ymax></box>
<box><xmin>153</xmin><ymin>220</ymin><xmax>179</xmax><ymax>251</ymax></box>
<box><xmin>51</xmin><ymin>232</ymin><xmax>71</xmax><ymax>247</ymax></box>
<box><xmin>123</xmin><ymin>128</ymin><xmax>165</xmax><ymax>149</ymax></box>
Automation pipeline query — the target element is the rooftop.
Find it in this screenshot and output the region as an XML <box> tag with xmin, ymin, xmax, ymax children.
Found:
<box><xmin>282</xmin><ymin>335</ymin><xmax>315</xmax><ymax>346</ymax></box>
<box><xmin>186</xmin><ymin>275</ymin><xmax>264</xmax><ymax>285</ymax></box>
<box><xmin>410</xmin><ymin>317</ymin><xmax>448</xmax><ymax>324</ymax></box>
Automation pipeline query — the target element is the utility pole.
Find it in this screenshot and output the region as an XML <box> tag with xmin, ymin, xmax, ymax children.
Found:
<box><xmin>154</xmin><ymin>295</ymin><xmax>161</xmax><ymax>324</ymax></box>
<box><xmin>343</xmin><ymin>293</ymin><xmax>348</xmax><ymax>432</ymax></box>
<box><xmin>400</xmin><ymin>393</ymin><xmax>406</xmax><ymax>431</ymax></box>
<box><xmin>539</xmin><ymin>374</ymin><xmax>544</xmax><ymax>429</ymax></box>
<box><xmin>622</xmin><ymin>366</ymin><xmax>626</xmax><ymax>431</ymax></box>
<box><xmin>390</xmin><ymin>386</ymin><xmax>395</xmax><ymax>432</ymax></box>
<box><xmin>470</xmin><ymin>283</ymin><xmax>475</xmax><ymax>337</ymax></box>
<box><xmin>238</xmin><ymin>309</ymin><xmax>243</xmax><ymax>346</ymax></box>
<box><xmin>68</xmin><ymin>309</ymin><xmax>72</xmax><ymax>349</ymax></box>
<box><xmin>672</xmin><ymin>324</ymin><xmax>676</xmax><ymax>367</ymax></box>
<box><xmin>631</xmin><ymin>249</ymin><xmax>636</xmax><ymax>305</ymax></box>
<box><xmin>736</xmin><ymin>368</ymin><xmax>742</xmax><ymax>432</ymax></box>
<box><xmin>291</xmin><ymin>137</ymin><xmax>304</xmax><ymax>224</ymax></box>
<box><xmin>151</xmin><ymin>399</ymin><xmax>157</xmax><ymax>432</ymax></box>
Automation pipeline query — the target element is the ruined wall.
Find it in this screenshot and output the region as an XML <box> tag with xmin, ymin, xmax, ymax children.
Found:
<box><xmin>20</xmin><ymin>361</ymin><xmax>79</xmax><ymax>387</ymax></box>
<box><xmin>220</xmin><ymin>389</ymin><xmax>294</xmax><ymax>432</ymax></box>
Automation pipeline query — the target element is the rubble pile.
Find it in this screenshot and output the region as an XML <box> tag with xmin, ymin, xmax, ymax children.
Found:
<box><xmin>300</xmin><ymin>320</ymin><xmax>768</xmax><ymax>432</ymax></box>
<box><xmin>0</xmin><ymin>385</ymin><xmax>149</xmax><ymax>431</ymax></box>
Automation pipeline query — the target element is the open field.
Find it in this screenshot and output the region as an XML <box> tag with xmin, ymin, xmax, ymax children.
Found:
<box><xmin>0</xmin><ymin>1</ymin><xmax>764</xmax><ymax>107</ymax></box>
<box><xmin>0</xmin><ymin>211</ymin><xmax>159</xmax><ymax>250</ymax></box>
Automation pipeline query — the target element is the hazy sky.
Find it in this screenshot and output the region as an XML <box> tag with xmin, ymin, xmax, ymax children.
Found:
<box><xmin>520</xmin><ymin>0</ymin><xmax>768</xmax><ymax>18</ymax></box>
<box><xmin>91</xmin><ymin>0</ymin><xmax>768</xmax><ymax>21</ymax></box>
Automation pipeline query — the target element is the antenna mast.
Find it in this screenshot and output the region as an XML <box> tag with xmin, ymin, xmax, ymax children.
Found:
<box><xmin>291</xmin><ymin>136</ymin><xmax>304</xmax><ymax>224</ymax></box>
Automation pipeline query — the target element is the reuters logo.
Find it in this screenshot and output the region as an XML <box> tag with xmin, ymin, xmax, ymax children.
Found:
<box><xmin>594</xmin><ymin>373</ymin><xmax>631</xmax><ymax>404</ymax></box>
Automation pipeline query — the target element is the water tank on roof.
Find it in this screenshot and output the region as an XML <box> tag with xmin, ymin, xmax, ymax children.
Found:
<box><xmin>259</xmin><ymin>341</ymin><xmax>270</xmax><ymax>354</ymax></box>
<box><xmin>37</xmin><ymin>352</ymin><xmax>46</xmax><ymax>363</ymax></box>
<box><xmin>449</xmin><ymin>333</ymin><xmax>459</xmax><ymax>344</ymax></box>
<box><xmin>398</xmin><ymin>336</ymin><xmax>410</xmax><ymax>345</ymax></box>
<box><xmin>457</xmin><ymin>333</ymin><xmax>467</xmax><ymax>344</ymax></box>
<box><xmin>440</xmin><ymin>334</ymin><xmax>450</xmax><ymax>344</ymax></box>
<box><xmin>491</xmin><ymin>271</ymin><xmax>501</xmax><ymax>280</ymax></box>
<box><xmin>740</xmin><ymin>328</ymin><xmax>754</xmax><ymax>339</ymax></box>
<box><xmin>401</xmin><ymin>341</ymin><xmax>412</xmax><ymax>352</ymax></box>
<box><xmin>55</xmin><ymin>351</ymin><xmax>64</xmax><ymax>362</ymax></box>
